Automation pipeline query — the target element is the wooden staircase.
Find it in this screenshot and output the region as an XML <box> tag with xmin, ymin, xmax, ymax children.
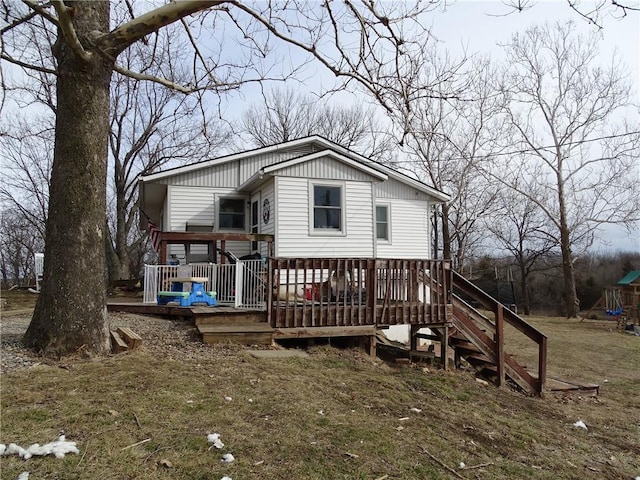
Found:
<box><xmin>415</xmin><ymin>271</ymin><xmax>548</xmax><ymax>395</ymax></box>
<box><xmin>193</xmin><ymin>307</ymin><xmax>273</xmax><ymax>345</ymax></box>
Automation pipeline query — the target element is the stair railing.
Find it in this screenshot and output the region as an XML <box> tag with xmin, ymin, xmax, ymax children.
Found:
<box><xmin>452</xmin><ymin>271</ymin><xmax>547</xmax><ymax>394</ymax></box>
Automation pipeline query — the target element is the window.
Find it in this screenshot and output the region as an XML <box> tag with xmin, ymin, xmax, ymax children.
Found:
<box><xmin>376</xmin><ymin>205</ymin><xmax>390</xmax><ymax>241</ymax></box>
<box><xmin>313</xmin><ymin>185</ymin><xmax>342</xmax><ymax>231</ymax></box>
<box><xmin>219</xmin><ymin>198</ymin><xmax>246</xmax><ymax>230</ymax></box>
<box><xmin>251</xmin><ymin>200</ymin><xmax>259</xmax><ymax>251</ymax></box>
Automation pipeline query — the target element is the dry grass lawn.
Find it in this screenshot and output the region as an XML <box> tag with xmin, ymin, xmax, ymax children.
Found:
<box><xmin>1</xmin><ymin>291</ymin><xmax>639</xmax><ymax>479</ymax></box>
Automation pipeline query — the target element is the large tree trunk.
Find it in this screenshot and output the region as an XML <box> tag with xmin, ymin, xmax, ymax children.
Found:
<box><xmin>557</xmin><ymin>173</ymin><xmax>579</xmax><ymax>318</ymax></box>
<box><xmin>560</xmin><ymin>228</ymin><xmax>579</xmax><ymax>318</ymax></box>
<box><xmin>23</xmin><ymin>2</ymin><xmax>113</xmax><ymax>356</ymax></box>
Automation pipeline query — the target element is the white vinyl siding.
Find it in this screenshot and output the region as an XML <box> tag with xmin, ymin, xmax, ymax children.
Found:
<box><xmin>276</xmin><ymin>177</ymin><xmax>373</xmax><ymax>257</ymax></box>
<box><xmin>167</xmin><ymin>185</ymin><xmax>250</xmax><ymax>259</ymax></box>
<box><xmin>375</xmin><ymin>198</ymin><xmax>431</xmax><ymax>259</ymax></box>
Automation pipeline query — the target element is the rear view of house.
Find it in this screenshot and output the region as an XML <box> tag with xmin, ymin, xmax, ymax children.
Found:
<box><xmin>138</xmin><ymin>135</ymin><xmax>449</xmax><ymax>262</ymax></box>
<box><xmin>135</xmin><ymin>135</ymin><xmax>548</xmax><ymax>396</ymax></box>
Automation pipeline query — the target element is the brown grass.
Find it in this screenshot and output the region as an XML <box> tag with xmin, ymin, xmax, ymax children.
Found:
<box><xmin>1</xmin><ymin>291</ymin><xmax>639</xmax><ymax>479</ymax></box>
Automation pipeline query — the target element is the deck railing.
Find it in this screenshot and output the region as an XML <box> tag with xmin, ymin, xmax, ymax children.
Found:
<box><xmin>267</xmin><ymin>258</ymin><xmax>452</xmax><ymax>329</ymax></box>
<box><xmin>143</xmin><ymin>260</ymin><xmax>266</xmax><ymax>309</ymax></box>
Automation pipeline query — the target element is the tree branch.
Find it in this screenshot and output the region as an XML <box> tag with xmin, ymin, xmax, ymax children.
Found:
<box><xmin>113</xmin><ymin>64</ymin><xmax>191</xmax><ymax>93</ymax></box>
<box><xmin>21</xmin><ymin>0</ymin><xmax>59</xmax><ymax>28</ymax></box>
<box><xmin>51</xmin><ymin>0</ymin><xmax>91</xmax><ymax>62</ymax></box>
<box><xmin>101</xmin><ymin>0</ymin><xmax>222</xmax><ymax>55</ymax></box>
<box><xmin>0</xmin><ymin>52</ymin><xmax>57</xmax><ymax>75</ymax></box>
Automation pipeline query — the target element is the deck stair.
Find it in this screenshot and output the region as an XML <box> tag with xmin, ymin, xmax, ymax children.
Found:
<box><xmin>414</xmin><ymin>271</ymin><xmax>548</xmax><ymax>395</ymax></box>
<box><xmin>448</xmin><ymin>272</ymin><xmax>546</xmax><ymax>395</ymax></box>
<box><xmin>193</xmin><ymin>307</ymin><xmax>272</xmax><ymax>345</ymax></box>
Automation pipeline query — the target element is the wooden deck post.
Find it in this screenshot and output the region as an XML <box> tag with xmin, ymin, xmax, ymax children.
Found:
<box><xmin>440</xmin><ymin>326</ymin><xmax>449</xmax><ymax>370</ymax></box>
<box><xmin>538</xmin><ymin>334</ymin><xmax>547</xmax><ymax>394</ymax></box>
<box><xmin>495</xmin><ymin>304</ymin><xmax>505</xmax><ymax>387</ymax></box>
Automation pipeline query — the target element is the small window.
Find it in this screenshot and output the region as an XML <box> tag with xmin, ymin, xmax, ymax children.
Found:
<box><xmin>376</xmin><ymin>205</ymin><xmax>389</xmax><ymax>241</ymax></box>
<box><xmin>219</xmin><ymin>198</ymin><xmax>246</xmax><ymax>230</ymax></box>
<box><xmin>313</xmin><ymin>185</ymin><xmax>342</xmax><ymax>230</ymax></box>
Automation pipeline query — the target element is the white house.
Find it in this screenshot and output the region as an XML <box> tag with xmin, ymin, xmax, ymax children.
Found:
<box><xmin>138</xmin><ymin>135</ymin><xmax>450</xmax><ymax>263</ymax></box>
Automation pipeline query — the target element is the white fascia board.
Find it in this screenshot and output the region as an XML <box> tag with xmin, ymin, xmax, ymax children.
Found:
<box><xmin>305</xmin><ymin>140</ymin><xmax>451</xmax><ymax>203</ymax></box>
<box><xmin>387</xmin><ymin>172</ymin><xmax>451</xmax><ymax>203</ymax></box>
<box><xmin>262</xmin><ymin>150</ymin><xmax>388</xmax><ymax>181</ymax></box>
<box><xmin>139</xmin><ymin>136</ymin><xmax>332</xmax><ymax>183</ymax></box>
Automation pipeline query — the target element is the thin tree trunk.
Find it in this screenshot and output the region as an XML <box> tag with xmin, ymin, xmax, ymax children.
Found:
<box><xmin>23</xmin><ymin>2</ymin><xmax>113</xmax><ymax>355</ymax></box>
<box><xmin>518</xmin><ymin>260</ymin><xmax>531</xmax><ymax>315</ymax></box>
<box><xmin>441</xmin><ymin>203</ymin><xmax>452</xmax><ymax>261</ymax></box>
<box><xmin>114</xmin><ymin>174</ymin><xmax>131</xmax><ymax>279</ymax></box>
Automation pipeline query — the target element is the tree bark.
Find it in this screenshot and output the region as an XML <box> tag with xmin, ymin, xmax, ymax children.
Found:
<box><xmin>441</xmin><ymin>203</ymin><xmax>452</xmax><ymax>261</ymax></box>
<box><xmin>23</xmin><ymin>2</ymin><xmax>113</xmax><ymax>356</ymax></box>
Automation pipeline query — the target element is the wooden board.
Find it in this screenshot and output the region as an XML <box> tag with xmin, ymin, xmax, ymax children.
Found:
<box><xmin>110</xmin><ymin>330</ymin><xmax>128</xmax><ymax>353</ymax></box>
<box><xmin>116</xmin><ymin>326</ymin><xmax>142</xmax><ymax>349</ymax></box>
<box><xmin>273</xmin><ymin>325</ymin><xmax>376</xmax><ymax>339</ymax></box>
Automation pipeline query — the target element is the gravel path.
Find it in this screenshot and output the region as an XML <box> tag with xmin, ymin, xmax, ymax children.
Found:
<box><xmin>1</xmin><ymin>310</ymin><xmax>242</xmax><ymax>374</ymax></box>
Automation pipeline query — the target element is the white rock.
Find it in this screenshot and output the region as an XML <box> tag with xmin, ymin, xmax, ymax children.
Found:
<box><xmin>224</xmin><ymin>396</ymin><xmax>233</xmax><ymax>402</ymax></box>
<box><xmin>0</xmin><ymin>444</ymin><xmax>5</xmax><ymax>456</ymax></box>
<box><xmin>573</xmin><ymin>420</ymin><xmax>588</xmax><ymax>430</ymax></box>
<box><xmin>221</xmin><ymin>453</ymin><xmax>235</xmax><ymax>463</ymax></box>
<box><xmin>459</xmin><ymin>462</ymin><xmax>466</xmax><ymax>469</ymax></box>
<box><xmin>17</xmin><ymin>472</ymin><xmax>29</xmax><ymax>480</ymax></box>
<box><xmin>410</xmin><ymin>407</ymin><xmax>422</xmax><ymax>413</ymax></box>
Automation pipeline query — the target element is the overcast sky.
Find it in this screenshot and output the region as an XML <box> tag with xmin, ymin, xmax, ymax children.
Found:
<box><xmin>433</xmin><ymin>2</ymin><xmax>639</xmax><ymax>252</ymax></box>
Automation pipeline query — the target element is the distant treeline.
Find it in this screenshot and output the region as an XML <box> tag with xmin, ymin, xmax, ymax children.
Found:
<box><xmin>462</xmin><ymin>251</ymin><xmax>639</xmax><ymax>317</ymax></box>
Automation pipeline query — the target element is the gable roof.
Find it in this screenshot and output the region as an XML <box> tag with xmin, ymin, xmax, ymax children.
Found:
<box><xmin>140</xmin><ymin>135</ymin><xmax>450</xmax><ymax>202</ymax></box>
<box><xmin>239</xmin><ymin>149</ymin><xmax>388</xmax><ymax>191</ymax></box>
<box><xmin>617</xmin><ymin>271</ymin><xmax>640</xmax><ymax>285</ymax></box>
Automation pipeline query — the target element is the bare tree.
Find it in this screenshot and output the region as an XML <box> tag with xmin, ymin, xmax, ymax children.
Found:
<box><xmin>107</xmin><ymin>28</ymin><xmax>229</xmax><ymax>281</ymax></box>
<box><xmin>387</xmin><ymin>55</ymin><xmax>505</xmax><ymax>269</ymax></box>
<box><xmin>492</xmin><ymin>21</ymin><xmax>640</xmax><ymax>317</ymax></box>
<box><xmin>0</xmin><ymin>116</ymin><xmax>52</xmax><ymax>240</ymax></box>
<box><xmin>1</xmin><ymin>0</ymin><xmax>447</xmax><ymax>356</ymax></box>
<box><xmin>0</xmin><ymin>208</ymin><xmax>44</xmax><ymax>287</ymax></box>
<box><xmin>242</xmin><ymin>86</ymin><xmax>394</xmax><ymax>161</ymax></box>
<box><xmin>484</xmin><ymin>182</ymin><xmax>557</xmax><ymax>315</ymax></box>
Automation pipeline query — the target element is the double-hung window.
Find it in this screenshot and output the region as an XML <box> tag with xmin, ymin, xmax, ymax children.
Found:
<box><xmin>312</xmin><ymin>183</ymin><xmax>343</xmax><ymax>233</ymax></box>
<box><xmin>376</xmin><ymin>205</ymin><xmax>390</xmax><ymax>241</ymax></box>
<box><xmin>219</xmin><ymin>198</ymin><xmax>246</xmax><ymax>230</ymax></box>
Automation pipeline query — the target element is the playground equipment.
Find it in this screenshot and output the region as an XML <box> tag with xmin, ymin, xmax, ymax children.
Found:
<box><xmin>582</xmin><ymin>271</ymin><xmax>640</xmax><ymax>329</ymax></box>
<box><xmin>604</xmin><ymin>287</ymin><xmax>624</xmax><ymax>316</ymax></box>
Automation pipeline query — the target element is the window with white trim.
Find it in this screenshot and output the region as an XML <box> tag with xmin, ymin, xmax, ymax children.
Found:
<box><xmin>376</xmin><ymin>205</ymin><xmax>390</xmax><ymax>241</ymax></box>
<box><xmin>312</xmin><ymin>184</ymin><xmax>343</xmax><ymax>232</ymax></box>
<box><xmin>219</xmin><ymin>198</ymin><xmax>246</xmax><ymax>230</ymax></box>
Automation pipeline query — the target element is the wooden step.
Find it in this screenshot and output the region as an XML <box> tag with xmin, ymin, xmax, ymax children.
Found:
<box><xmin>454</xmin><ymin>342</ymin><xmax>482</xmax><ymax>355</ymax></box>
<box><xmin>198</xmin><ymin>323</ymin><xmax>273</xmax><ymax>345</ymax></box>
<box><xmin>463</xmin><ymin>352</ymin><xmax>493</xmax><ymax>364</ymax></box>
<box><xmin>192</xmin><ymin>307</ymin><xmax>267</xmax><ymax>326</ymax></box>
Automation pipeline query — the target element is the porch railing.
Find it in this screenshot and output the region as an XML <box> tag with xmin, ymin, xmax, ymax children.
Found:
<box><xmin>143</xmin><ymin>260</ymin><xmax>266</xmax><ymax>309</ymax></box>
<box><xmin>267</xmin><ymin>258</ymin><xmax>452</xmax><ymax>329</ymax></box>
